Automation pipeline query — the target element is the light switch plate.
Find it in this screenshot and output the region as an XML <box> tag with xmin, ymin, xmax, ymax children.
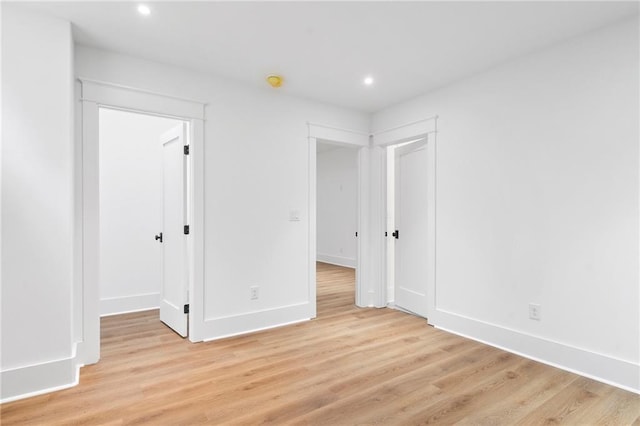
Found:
<box><xmin>529</xmin><ymin>303</ymin><xmax>541</xmax><ymax>320</ymax></box>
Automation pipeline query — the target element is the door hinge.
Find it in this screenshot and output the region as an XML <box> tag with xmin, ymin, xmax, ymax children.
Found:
<box><xmin>183</xmin><ymin>304</ymin><xmax>189</xmax><ymax>314</ymax></box>
<box><xmin>184</xmin><ymin>145</ymin><xmax>190</xmax><ymax>155</ymax></box>
<box><xmin>184</xmin><ymin>225</ymin><xmax>190</xmax><ymax>235</ymax></box>
<box><xmin>392</xmin><ymin>230</ymin><xmax>399</xmax><ymax>239</ymax></box>
<box><xmin>355</xmin><ymin>231</ymin><xmax>358</xmax><ymax>237</ymax></box>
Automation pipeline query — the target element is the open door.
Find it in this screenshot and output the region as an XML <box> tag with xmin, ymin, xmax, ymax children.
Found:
<box><xmin>394</xmin><ymin>137</ymin><xmax>429</xmax><ymax>318</ymax></box>
<box><xmin>159</xmin><ymin>123</ymin><xmax>189</xmax><ymax>337</ymax></box>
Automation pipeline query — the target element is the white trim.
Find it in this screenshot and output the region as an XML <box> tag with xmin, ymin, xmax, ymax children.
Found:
<box><xmin>203</xmin><ymin>318</ymin><xmax>310</xmax><ymax>342</ymax></box>
<box><xmin>307</xmin><ymin>121</ymin><xmax>369</xmax><ymax>136</ymax></box>
<box><xmin>426</xmin><ymin>133</ymin><xmax>437</xmax><ymax>319</ymax></box>
<box><xmin>78</xmin><ymin>77</ymin><xmax>207</xmax><ymax>109</ymax></box>
<box><xmin>308</xmin><ymin>135</ymin><xmax>318</xmax><ymax>319</ymax></box>
<box><xmin>317</xmin><ymin>254</ymin><xmax>357</xmax><ymax>269</ymax></box>
<box><xmin>308</xmin><ymin>122</ymin><xmax>369</xmax><ymax>147</ymax></box>
<box><xmin>187</xmin><ymin>118</ymin><xmax>205</xmax><ymax>342</ymax></box>
<box><xmin>0</xmin><ymin>345</ymin><xmax>82</xmax><ymax>403</ymax></box>
<box><xmin>200</xmin><ymin>302</ymin><xmax>312</xmax><ymax>340</ymax></box>
<box><xmin>78</xmin><ymin>79</ymin><xmax>207</xmax><ymax>369</ymax></box>
<box><xmin>79</xmin><ymin>79</ymin><xmax>205</xmax><ymax>121</ymax></box>
<box><xmin>434</xmin><ymin>309</ymin><xmax>640</xmax><ymax>394</ymax></box>
<box><xmin>373</xmin><ymin>118</ymin><xmax>438</xmax><ymax>147</ymax></box>
<box><xmin>368</xmin><ymin>145</ymin><xmax>387</xmax><ymax>308</ymax></box>
<box><xmin>100</xmin><ymin>293</ymin><xmax>160</xmax><ymax>316</ymax></box>
<box><xmin>371</xmin><ymin>115</ymin><xmax>438</xmax><ymax>137</ymax></box>
<box><xmin>356</xmin><ymin>146</ymin><xmax>371</xmax><ymax>307</ymax></box>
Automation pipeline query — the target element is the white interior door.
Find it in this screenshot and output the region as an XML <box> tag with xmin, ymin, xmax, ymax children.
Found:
<box><xmin>394</xmin><ymin>137</ymin><xmax>429</xmax><ymax>318</ymax></box>
<box><xmin>160</xmin><ymin>123</ymin><xmax>188</xmax><ymax>337</ymax></box>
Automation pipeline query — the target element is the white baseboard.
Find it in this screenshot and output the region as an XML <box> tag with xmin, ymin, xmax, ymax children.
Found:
<box><xmin>0</xmin><ymin>346</ymin><xmax>81</xmax><ymax>403</ymax></box>
<box><xmin>201</xmin><ymin>302</ymin><xmax>312</xmax><ymax>341</ymax></box>
<box><xmin>100</xmin><ymin>293</ymin><xmax>160</xmax><ymax>316</ymax></box>
<box><xmin>432</xmin><ymin>309</ymin><xmax>640</xmax><ymax>394</ymax></box>
<box><xmin>317</xmin><ymin>253</ymin><xmax>356</xmax><ymax>268</ymax></box>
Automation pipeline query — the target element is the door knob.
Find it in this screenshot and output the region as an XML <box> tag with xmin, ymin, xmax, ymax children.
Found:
<box><xmin>155</xmin><ymin>232</ymin><xmax>163</xmax><ymax>243</ymax></box>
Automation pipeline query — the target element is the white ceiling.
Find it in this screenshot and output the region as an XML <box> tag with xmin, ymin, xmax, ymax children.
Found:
<box><xmin>20</xmin><ymin>1</ymin><xmax>639</xmax><ymax>113</ymax></box>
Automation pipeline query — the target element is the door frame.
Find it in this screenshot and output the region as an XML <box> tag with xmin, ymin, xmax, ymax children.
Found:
<box><xmin>307</xmin><ymin>123</ymin><xmax>369</xmax><ymax>309</ymax></box>
<box><xmin>78</xmin><ymin>78</ymin><xmax>206</xmax><ymax>365</ymax></box>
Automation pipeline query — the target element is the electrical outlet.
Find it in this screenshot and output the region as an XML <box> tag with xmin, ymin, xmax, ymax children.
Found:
<box><xmin>529</xmin><ymin>303</ymin><xmax>541</xmax><ymax>321</ymax></box>
<box><xmin>250</xmin><ymin>286</ymin><xmax>259</xmax><ymax>300</ymax></box>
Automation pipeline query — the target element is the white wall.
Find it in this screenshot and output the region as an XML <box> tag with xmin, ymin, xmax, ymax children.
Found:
<box><xmin>75</xmin><ymin>46</ymin><xmax>369</xmax><ymax>340</ymax></box>
<box><xmin>372</xmin><ymin>18</ymin><xmax>639</xmax><ymax>391</ymax></box>
<box><xmin>99</xmin><ymin>108</ymin><xmax>181</xmax><ymax>316</ymax></box>
<box><xmin>317</xmin><ymin>145</ymin><xmax>358</xmax><ymax>268</ymax></box>
<box><xmin>1</xmin><ymin>4</ymin><xmax>77</xmax><ymax>400</ymax></box>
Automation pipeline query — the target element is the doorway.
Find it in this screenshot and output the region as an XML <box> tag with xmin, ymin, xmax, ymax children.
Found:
<box><xmin>98</xmin><ymin>108</ymin><xmax>181</xmax><ymax>315</ymax></box>
<box><xmin>316</xmin><ymin>141</ymin><xmax>359</xmax><ymax>308</ymax></box>
<box><xmin>306</xmin><ymin>122</ymin><xmax>368</xmax><ymax>314</ymax></box>
<box><xmin>98</xmin><ymin>107</ymin><xmax>190</xmax><ymax>336</ymax></box>
<box><xmin>79</xmin><ymin>79</ymin><xmax>206</xmax><ymax>365</ymax></box>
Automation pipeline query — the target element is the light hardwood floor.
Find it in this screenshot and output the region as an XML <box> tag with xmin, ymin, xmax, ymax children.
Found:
<box><xmin>2</xmin><ymin>262</ymin><xmax>638</xmax><ymax>425</ymax></box>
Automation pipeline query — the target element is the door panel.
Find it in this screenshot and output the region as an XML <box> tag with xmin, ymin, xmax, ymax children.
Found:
<box><xmin>160</xmin><ymin>123</ymin><xmax>188</xmax><ymax>337</ymax></box>
<box><xmin>394</xmin><ymin>137</ymin><xmax>429</xmax><ymax>318</ymax></box>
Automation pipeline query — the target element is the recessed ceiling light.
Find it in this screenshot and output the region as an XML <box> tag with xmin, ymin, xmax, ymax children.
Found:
<box><xmin>137</xmin><ymin>4</ymin><xmax>151</xmax><ymax>16</ymax></box>
<box><xmin>363</xmin><ymin>76</ymin><xmax>374</xmax><ymax>86</ymax></box>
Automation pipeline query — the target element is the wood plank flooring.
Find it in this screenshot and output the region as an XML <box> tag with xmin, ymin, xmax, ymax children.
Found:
<box><xmin>2</xmin><ymin>262</ymin><xmax>638</xmax><ymax>425</ymax></box>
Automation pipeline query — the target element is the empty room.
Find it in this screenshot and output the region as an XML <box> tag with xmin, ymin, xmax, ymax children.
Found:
<box><xmin>1</xmin><ymin>1</ymin><xmax>639</xmax><ymax>424</ymax></box>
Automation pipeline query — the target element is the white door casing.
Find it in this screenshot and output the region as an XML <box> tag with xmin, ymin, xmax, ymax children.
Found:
<box><xmin>306</xmin><ymin>122</ymin><xmax>370</xmax><ymax>308</ymax></box>
<box><xmin>394</xmin><ymin>137</ymin><xmax>429</xmax><ymax>318</ymax></box>
<box><xmin>160</xmin><ymin>123</ymin><xmax>189</xmax><ymax>336</ymax></box>
<box><xmin>80</xmin><ymin>78</ymin><xmax>206</xmax><ymax>365</ymax></box>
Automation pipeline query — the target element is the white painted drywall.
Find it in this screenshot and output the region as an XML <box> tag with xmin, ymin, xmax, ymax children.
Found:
<box><xmin>75</xmin><ymin>45</ymin><xmax>369</xmax><ymax>339</ymax></box>
<box><xmin>317</xmin><ymin>145</ymin><xmax>358</xmax><ymax>268</ymax></box>
<box><xmin>1</xmin><ymin>4</ymin><xmax>76</xmax><ymax>399</ymax></box>
<box><xmin>98</xmin><ymin>108</ymin><xmax>181</xmax><ymax>316</ymax></box>
<box><xmin>372</xmin><ymin>17</ymin><xmax>639</xmax><ymax>390</ymax></box>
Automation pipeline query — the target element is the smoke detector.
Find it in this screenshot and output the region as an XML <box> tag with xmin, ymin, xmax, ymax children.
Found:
<box><xmin>266</xmin><ymin>75</ymin><xmax>284</xmax><ymax>88</ymax></box>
